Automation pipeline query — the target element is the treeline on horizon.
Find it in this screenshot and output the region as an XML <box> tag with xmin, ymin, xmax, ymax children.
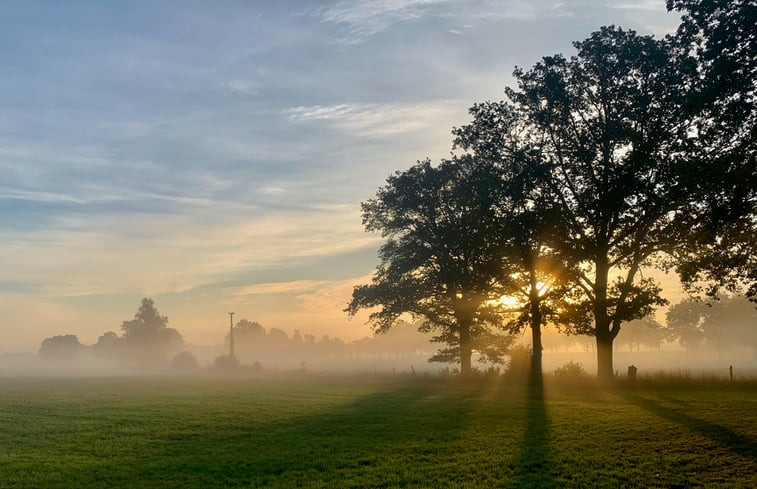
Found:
<box><xmin>347</xmin><ymin>0</ymin><xmax>756</xmax><ymax>380</ymax></box>
<box><xmin>31</xmin><ymin>293</ymin><xmax>756</xmax><ymax>374</ymax></box>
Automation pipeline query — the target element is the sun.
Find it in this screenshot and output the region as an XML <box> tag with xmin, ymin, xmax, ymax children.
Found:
<box><xmin>498</xmin><ymin>295</ymin><xmax>522</xmax><ymax>309</ymax></box>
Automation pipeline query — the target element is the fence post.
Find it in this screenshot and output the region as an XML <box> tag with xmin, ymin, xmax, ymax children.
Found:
<box><xmin>730</xmin><ymin>365</ymin><xmax>733</xmax><ymax>381</ymax></box>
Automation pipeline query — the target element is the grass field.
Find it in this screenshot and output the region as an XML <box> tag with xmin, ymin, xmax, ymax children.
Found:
<box><xmin>0</xmin><ymin>375</ymin><xmax>755</xmax><ymax>488</ymax></box>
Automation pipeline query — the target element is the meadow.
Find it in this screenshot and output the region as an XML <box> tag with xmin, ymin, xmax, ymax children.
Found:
<box><xmin>0</xmin><ymin>375</ymin><xmax>755</xmax><ymax>488</ymax></box>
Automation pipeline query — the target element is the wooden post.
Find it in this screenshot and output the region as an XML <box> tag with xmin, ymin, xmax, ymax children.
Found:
<box><xmin>730</xmin><ymin>365</ymin><xmax>733</xmax><ymax>381</ymax></box>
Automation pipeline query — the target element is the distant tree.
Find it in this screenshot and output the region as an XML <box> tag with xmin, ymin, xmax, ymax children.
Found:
<box><xmin>234</xmin><ymin>319</ymin><xmax>265</xmax><ymax>337</ymax></box>
<box><xmin>225</xmin><ymin>319</ymin><xmax>265</xmax><ymax>357</ymax></box>
<box><xmin>665</xmin><ymin>298</ymin><xmax>708</xmax><ymax>351</ymax></box>
<box><xmin>710</xmin><ymin>296</ymin><xmax>757</xmax><ymax>357</ymax></box>
<box><xmin>666</xmin><ymin>296</ymin><xmax>757</xmax><ymax>356</ymax></box>
<box><xmin>120</xmin><ymin>298</ymin><xmax>184</xmax><ymax>364</ymax></box>
<box><xmin>269</xmin><ymin>328</ymin><xmax>289</xmax><ymax>343</ymax></box>
<box><xmin>292</xmin><ymin>330</ymin><xmax>303</xmax><ymax>343</ymax></box>
<box><xmin>93</xmin><ymin>331</ymin><xmax>120</xmax><ymax>358</ymax></box>
<box><xmin>213</xmin><ymin>354</ymin><xmax>240</xmax><ymax>371</ymax></box>
<box><xmin>347</xmin><ymin>157</ymin><xmax>517</xmax><ymax>375</ymax></box>
<box><xmin>616</xmin><ymin>317</ymin><xmax>666</xmax><ymax>352</ymax></box>
<box><xmin>171</xmin><ymin>351</ymin><xmax>200</xmax><ymax>371</ymax></box>
<box><xmin>38</xmin><ymin>334</ymin><xmax>84</xmax><ymax>362</ymax></box>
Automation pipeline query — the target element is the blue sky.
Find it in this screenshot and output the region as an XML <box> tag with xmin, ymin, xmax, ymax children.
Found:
<box><xmin>0</xmin><ymin>0</ymin><xmax>682</xmax><ymax>351</ymax></box>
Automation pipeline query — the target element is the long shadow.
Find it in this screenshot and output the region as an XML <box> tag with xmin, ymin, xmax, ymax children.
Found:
<box><xmin>510</xmin><ymin>378</ymin><xmax>554</xmax><ymax>488</ymax></box>
<box><xmin>51</xmin><ymin>379</ymin><xmax>488</xmax><ymax>488</ymax></box>
<box><xmin>620</xmin><ymin>391</ymin><xmax>757</xmax><ymax>461</ymax></box>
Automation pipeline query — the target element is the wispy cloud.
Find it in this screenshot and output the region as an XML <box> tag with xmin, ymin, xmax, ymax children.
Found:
<box><xmin>319</xmin><ymin>0</ymin><xmax>452</xmax><ymax>42</ymax></box>
<box><xmin>608</xmin><ymin>1</ymin><xmax>665</xmax><ymax>12</ymax></box>
<box><xmin>231</xmin><ymin>280</ymin><xmax>331</xmax><ymax>298</ymax></box>
<box><xmin>286</xmin><ymin>100</ymin><xmax>464</xmax><ymax>137</ymax></box>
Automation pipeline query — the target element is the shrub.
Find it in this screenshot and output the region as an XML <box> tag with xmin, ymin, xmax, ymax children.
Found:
<box><xmin>213</xmin><ymin>355</ymin><xmax>240</xmax><ymax>371</ymax></box>
<box><xmin>553</xmin><ymin>361</ymin><xmax>588</xmax><ymax>382</ymax></box>
<box><xmin>171</xmin><ymin>351</ymin><xmax>200</xmax><ymax>372</ymax></box>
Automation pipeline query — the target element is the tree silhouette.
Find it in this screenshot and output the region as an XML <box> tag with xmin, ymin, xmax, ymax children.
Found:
<box><xmin>505</xmin><ymin>27</ymin><xmax>686</xmax><ymax>381</ymax></box>
<box><xmin>120</xmin><ymin>298</ymin><xmax>184</xmax><ymax>364</ymax></box>
<box><xmin>347</xmin><ymin>157</ymin><xmax>516</xmax><ymax>374</ymax></box>
<box><xmin>38</xmin><ymin>334</ymin><xmax>84</xmax><ymax>362</ymax></box>
<box><xmin>616</xmin><ymin>316</ymin><xmax>666</xmax><ymax>352</ymax></box>
<box><xmin>452</xmin><ymin>100</ymin><xmax>574</xmax><ymax>380</ymax></box>
<box><xmin>667</xmin><ymin>0</ymin><xmax>757</xmax><ymax>300</ymax></box>
<box><xmin>666</xmin><ymin>296</ymin><xmax>757</xmax><ymax>356</ymax></box>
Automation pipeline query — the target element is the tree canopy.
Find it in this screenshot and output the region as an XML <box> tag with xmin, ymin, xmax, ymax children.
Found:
<box><xmin>347</xmin><ymin>157</ymin><xmax>516</xmax><ymax>374</ymax></box>
<box><xmin>349</xmin><ymin>1</ymin><xmax>755</xmax><ymax>380</ymax></box>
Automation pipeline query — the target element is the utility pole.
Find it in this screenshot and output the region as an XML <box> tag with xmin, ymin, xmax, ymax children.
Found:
<box><xmin>228</xmin><ymin>312</ymin><xmax>235</xmax><ymax>358</ymax></box>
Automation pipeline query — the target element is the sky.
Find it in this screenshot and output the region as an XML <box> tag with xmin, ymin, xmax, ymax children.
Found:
<box><xmin>0</xmin><ymin>0</ymin><xmax>684</xmax><ymax>352</ymax></box>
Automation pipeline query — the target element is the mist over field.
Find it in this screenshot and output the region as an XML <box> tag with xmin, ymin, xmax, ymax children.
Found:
<box><xmin>3</xmin><ymin>297</ymin><xmax>754</xmax><ymax>378</ymax></box>
<box><xmin>1</xmin><ymin>1</ymin><xmax>755</xmax><ymax>487</ymax></box>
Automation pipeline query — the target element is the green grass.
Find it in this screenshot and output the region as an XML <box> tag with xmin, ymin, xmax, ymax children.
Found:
<box><xmin>0</xmin><ymin>375</ymin><xmax>755</xmax><ymax>488</ymax></box>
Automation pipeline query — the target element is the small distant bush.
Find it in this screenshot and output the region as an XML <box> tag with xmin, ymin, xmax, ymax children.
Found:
<box><xmin>553</xmin><ymin>361</ymin><xmax>588</xmax><ymax>382</ymax></box>
<box><xmin>213</xmin><ymin>355</ymin><xmax>240</xmax><ymax>371</ymax></box>
<box><xmin>171</xmin><ymin>351</ymin><xmax>200</xmax><ymax>372</ymax></box>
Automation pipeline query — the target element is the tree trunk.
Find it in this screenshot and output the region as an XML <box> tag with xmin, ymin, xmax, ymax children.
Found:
<box><xmin>529</xmin><ymin>299</ymin><xmax>543</xmax><ymax>382</ymax></box>
<box><xmin>459</xmin><ymin>320</ymin><xmax>472</xmax><ymax>376</ymax></box>
<box><xmin>596</xmin><ymin>330</ymin><xmax>615</xmax><ymax>383</ymax></box>
<box><xmin>528</xmin><ymin>266</ymin><xmax>543</xmax><ymax>383</ymax></box>
<box><xmin>594</xmin><ymin>255</ymin><xmax>615</xmax><ymax>382</ymax></box>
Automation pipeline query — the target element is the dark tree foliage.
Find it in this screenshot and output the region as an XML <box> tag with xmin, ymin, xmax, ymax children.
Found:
<box><xmin>505</xmin><ymin>27</ymin><xmax>684</xmax><ymax>380</ymax></box>
<box><xmin>38</xmin><ymin>334</ymin><xmax>84</xmax><ymax>362</ymax></box>
<box><xmin>452</xmin><ymin>101</ymin><xmax>573</xmax><ymax>380</ymax></box>
<box><xmin>346</xmin><ymin>157</ymin><xmax>516</xmax><ymax>374</ymax></box>
<box><xmin>667</xmin><ymin>0</ymin><xmax>757</xmax><ymax>300</ymax></box>
<box><xmin>120</xmin><ymin>298</ymin><xmax>184</xmax><ymax>364</ymax></box>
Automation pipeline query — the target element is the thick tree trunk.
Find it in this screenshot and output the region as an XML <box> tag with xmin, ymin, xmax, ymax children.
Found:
<box><xmin>596</xmin><ymin>330</ymin><xmax>615</xmax><ymax>383</ymax></box>
<box><xmin>594</xmin><ymin>254</ymin><xmax>615</xmax><ymax>382</ymax></box>
<box><xmin>459</xmin><ymin>320</ymin><xmax>472</xmax><ymax>376</ymax></box>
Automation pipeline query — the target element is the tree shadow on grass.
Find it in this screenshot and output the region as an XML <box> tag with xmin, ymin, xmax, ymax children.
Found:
<box><xmin>620</xmin><ymin>392</ymin><xmax>757</xmax><ymax>461</ymax></box>
<box><xmin>510</xmin><ymin>378</ymin><xmax>553</xmax><ymax>488</ymax></box>
<box><xmin>57</xmin><ymin>380</ymin><xmax>489</xmax><ymax>488</ymax></box>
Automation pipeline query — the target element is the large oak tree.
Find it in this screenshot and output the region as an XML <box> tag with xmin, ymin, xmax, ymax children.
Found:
<box><xmin>346</xmin><ymin>157</ymin><xmax>515</xmax><ymax>375</ymax></box>
<box><xmin>506</xmin><ymin>27</ymin><xmax>687</xmax><ymax>381</ymax></box>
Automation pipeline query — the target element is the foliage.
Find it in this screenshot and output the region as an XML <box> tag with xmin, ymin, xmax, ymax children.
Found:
<box><xmin>666</xmin><ymin>295</ymin><xmax>757</xmax><ymax>354</ymax></box>
<box><xmin>347</xmin><ymin>157</ymin><xmax>517</xmax><ymax>373</ymax></box>
<box><xmin>505</xmin><ymin>26</ymin><xmax>684</xmax><ymax>379</ymax></box>
<box><xmin>213</xmin><ymin>354</ymin><xmax>240</xmax><ymax>371</ymax></box>
<box><xmin>616</xmin><ymin>316</ymin><xmax>667</xmax><ymax>352</ymax></box>
<box><xmin>666</xmin><ymin>0</ymin><xmax>757</xmax><ymax>300</ymax></box>
<box><xmin>119</xmin><ymin>298</ymin><xmax>184</xmax><ymax>364</ymax></box>
<box><xmin>171</xmin><ymin>351</ymin><xmax>200</xmax><ymax>371</ymax></box>
<box><xmin>452</xmin><ymin>100</ymin><xmax>575</xmax><ymax>378</ymax></box>
<box><xmin>38</xmin><ymin>335</ymin><xmax>84</xmax><ymax>362</ymax></box>
<box><xmin>553</xmin><ymin>361</ymin><xmax>588</xmax><ymax>382</ymax></box>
